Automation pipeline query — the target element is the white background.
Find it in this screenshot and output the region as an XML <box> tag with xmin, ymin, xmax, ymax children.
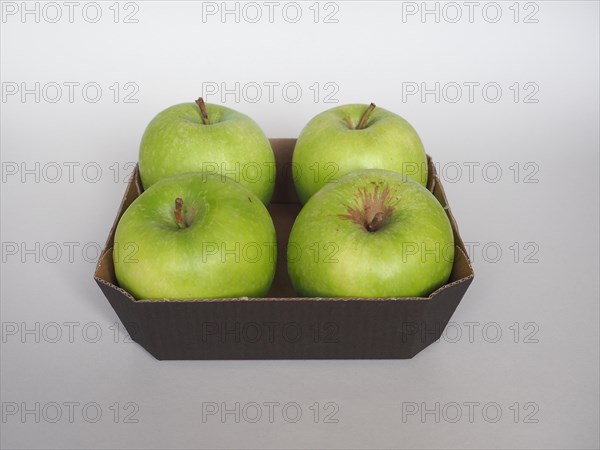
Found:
<box><xmin>1</xmin><ymin>1</ymin><xmax>599</xmax><ymax>449</ymax></box>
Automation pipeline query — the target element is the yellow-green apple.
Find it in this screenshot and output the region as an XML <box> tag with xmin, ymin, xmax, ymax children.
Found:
<box><xmin>292</xmin><ymin>103</ymin><xmax>427</xmax><ymax>203</ymax></box>
<box><xmin>114</xmin><ymin>173</ymin><xmax>277</xmax><ymax>300</ymax></box>
<box><xmin>287</xmin><ymin>169</ymin><xmax>454</xmax><ymax>297</ymax></box>
<box><xmin>139</xmin><ymin>98</ymin><xmax>275</xmax><ymax>204</ymax></box>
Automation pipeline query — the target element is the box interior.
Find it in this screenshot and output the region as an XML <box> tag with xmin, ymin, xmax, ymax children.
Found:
<box><xmin>95</xmin><ymin>138</ymin><xmax>473</xmax><ymax>302</ymax></box>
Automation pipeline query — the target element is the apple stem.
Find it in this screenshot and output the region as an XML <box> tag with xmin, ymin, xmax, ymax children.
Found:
<box><xmin>356</xmin><ymin>103</ymin><xmax>376</xmax><ymax>130</ymax></box>
<box><xmin>196</xmin><ymin>97</ymin><xmax>209</xmax><ymax>125</ymax></box>
<box><xmin>175</xmin><ymin>198</ymin><xmax>186</xmax><ymax>229</ymax></box>
<box><xmin>366</xmin><ymin>211</ymin><xmax>385</xmax><ymax>232</ymax></box>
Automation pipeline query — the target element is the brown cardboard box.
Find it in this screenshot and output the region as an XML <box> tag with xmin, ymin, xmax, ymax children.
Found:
<box><xmin>94</xmin><ymin>139</ymin><xmax>474</xmax><ymax>359</ymax></box>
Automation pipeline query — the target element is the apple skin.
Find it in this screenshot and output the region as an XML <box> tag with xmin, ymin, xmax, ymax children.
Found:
<box><xmin>287</xmin><ymin>169</ymin><xmax>454</xmax><ymax>298</ymax></box>
<box><xmin>292</xmin><ymin>104</ymin><xmax>427</xmax><ymax>203</ymax></box>
<box><xmin>114</xmin><ymin>173</ymin><xmax>277</xmax><ymax>300</ymax></box>
<box><xmin>139</xmin><ymin>102</ymin><xmax>276</xmax><ymax>204</ymax></box>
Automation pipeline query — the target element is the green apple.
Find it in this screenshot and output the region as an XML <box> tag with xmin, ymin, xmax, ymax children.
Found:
<box><xmin>292</xmin><ymin>103</ymin><xmax>427</xmax><ymax>203</ymax></box>
<box><xmin>287</xmin><ymin>169</ymin><xmax>454</xmax><ymax>298</ymax></box>
<box><xmin>139</xmin><ymin>98</ymin><xmax>276</xmax><ymax>204</ymax></box>
<box><xmin>114</xmin><ymin>173</ymin><xmax>277</xmax><ymax>300</ymax></box>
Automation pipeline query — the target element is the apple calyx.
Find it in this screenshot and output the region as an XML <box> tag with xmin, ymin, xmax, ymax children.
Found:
<box><xmin>339</xmin><ymin>183</ymin><xmax>397</xmax><ymax>233</ymax></box>
<box><xmin>195</xmin><ymin>97</ymin><xmax>210</xmax><ymax>125</ymax></box>
<box><xmin>356</xmin><ymin>103</ymin><xmax>376</xmax><ymax>130</ymax></box>
<box><xmin>174</xmin><ymin>198</ymin><xmax>187</xmax><ymax>229</ymax></box>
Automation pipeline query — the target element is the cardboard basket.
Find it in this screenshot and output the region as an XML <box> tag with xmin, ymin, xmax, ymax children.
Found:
<box><xmin>94</xmin><ymin>139</ymin><xmax>474</xmax><ymax>359</ymax></box>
